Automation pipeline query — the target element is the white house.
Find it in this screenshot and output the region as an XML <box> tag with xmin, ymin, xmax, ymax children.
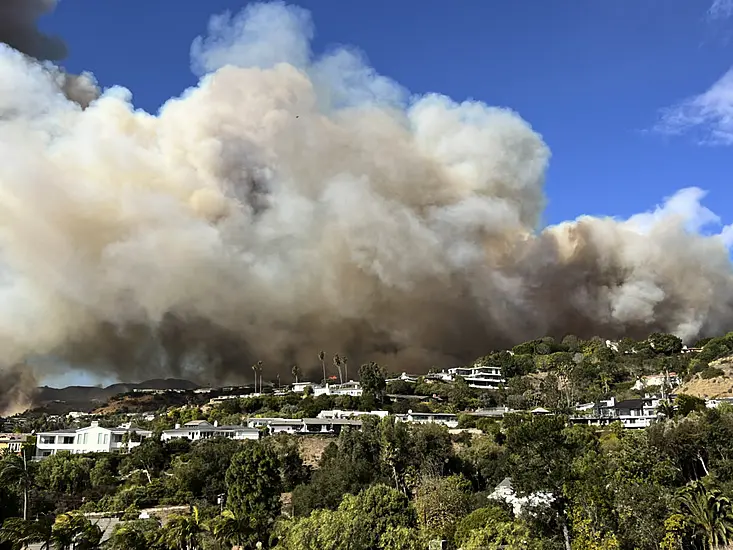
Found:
<box><xmin>386</xmin><ymin>373</ymin><xmax>419</xmax><ymax>384</ymax></box>
<box><xmin>207</xmin><ymin>394</ymin><xmax>249</xmax><ymax>406</ymax></box>
<box><xmin>291</xmin><ymin>382</ymin><xmax>314</xmax><ymax>393</ymax></box>
<box><xmin>613</xmin><ymin>396</ymin><xmax>663</xmax><ymax>428</ymax></box>
<box><xmin>394</xmin><ymin>410</ymin><xmax>459</xmax><ymax>428</ymax></box>
<box><xmin>35</xmin><ymin>421</ymin><xmax>152</xmax><ymax>459</ymax></box>
<box><xmin>429</xmin><ymin>364</ymin><xmax>505</xmax><ymax>390</ymax></box>
<box><xmin>288</xmin><ymin>380</ymin><xmax>365</xmax><ymax>397</ymax></box>
<box><xmin>0</xmin><ymin>433</ymin><xmax>30</xmax><ymax>454</ymax></box>
<box><xmin>161</xmin><ymin>420</ymin><xmax>260</xmax><ymax>442</ymax></box>
<box><xmin>571</xmin><ymin>395</ymin><xmax>663</xmax><ymax>429</ymax></box>
<box><xmin>466</xmin><ymin>406</ymin><xmax>516</xmax><ymax>418</ymax></box>
<box><xmin>313</xmin><ymin>381</ymin><xmax>363</xmax><ymax>397</ymax></box>
<box><xmin>243</xmin><ymin>417</ymin><xmax>362</xmax><ymax>435</ymax></box>
<box><xmin>316</xmin><ymin>409</ymin><xmax>389</xmax><ymax>420</ymax></box>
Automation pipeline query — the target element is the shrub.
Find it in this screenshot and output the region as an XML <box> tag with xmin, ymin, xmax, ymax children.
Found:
<box><xmin>701</xmin><ymin>366</ymin><xmax>725</xmax><ymax>380</ymax></box>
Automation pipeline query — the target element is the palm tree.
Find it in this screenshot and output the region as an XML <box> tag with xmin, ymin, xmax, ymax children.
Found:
<box><xmin>251</xmin><ymin>364</ymin><xmax>258</xmax><ymax>394</ymax></box>
<box><xmin>30</xmin><ymin>515</ymin><xmax>54</xmax><ymax>550</ymax></box>
<box><xmin>158</xmin><ymin>506</ymin><xmax>208</xmax><ymax>550</ymax></box>
<box><xmin>51</xmin><ymin>512</ymin><xmax>102</xmax><ymax>550</ymax></box>
<box><xmin>657</xmin><ymin>400</ymin><xmax>676</xmax><ymax>420</ymax></box>
<box><xmin>599</xmin><ymin>372</ymin><xmax>611</xmax><ymax>395</ymax></box>
<box><xmin>678</xmin><ymin>480</ymin><xmax>733</xmax><ymax>549</ymax></box>
<box><xmin>342</xmin><ymin>355</ymin><xmax>349</xmax><ymax>382</ymax></box>
<box><xmin>0</xmin><ymin>517</ymin><xmax>51</xmax><ymax>550</ymax></box>
<box><xmin>0</xmin><ymin>518</ymin><xmax>27</xmax><ymax>550</ymax></box>
<box><xmin>333</xmin><ymin>354</ymin><xmax>343</xmax><ymax>384</ymax></box>
<box><xmin>209</xmin><ymin>509</ymin><xmax>252</xmax><ymax>548</ymax></box>
<box><xmin>255</xmin><ymin>361</ymin><xmax>264</xmax><ymax>393</ymax></box>
<box><xmin>291</xmin><ymin>365</ymin><xmax>300</xmax><ymax>384</ymax></box>
<box><xmin>318</xmin><ymin>351</ymin><xmax>326</xmax><ymax>385</ymax></box>
<box><xmin>0</xmin><ymin>449</ymin><xmax>34</xmax><ymax>520</ymax></box>
<box><xmin>106</xmin><ymin>519</ymin><xmax>161</xmax><ymax>550</ymax></box>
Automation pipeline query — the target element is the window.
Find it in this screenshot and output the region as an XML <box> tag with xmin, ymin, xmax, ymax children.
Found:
<box><xmin>97</xmin><ymin>433</ymin><xmax>103</xmax><ymax>445</ymax></box>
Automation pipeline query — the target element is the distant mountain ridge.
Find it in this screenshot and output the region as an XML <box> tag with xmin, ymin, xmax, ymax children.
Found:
<box><xmin>35</xmin><ymin>378</ymin><xmax>200</xmax><ymax>408</ymax></box>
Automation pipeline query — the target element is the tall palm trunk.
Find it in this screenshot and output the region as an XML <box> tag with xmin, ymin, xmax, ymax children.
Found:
<box><xmin>256</xmin><ymin>361</ymin><xmax>263</xmax><ymax>394</ymax></box>
<box><xmin>319</xmin><ymin>351</ymin><xmax>326</xmax><ymax>385</ymax></box>
<box><xmin>21</xmin><ymin>451</ymin><xmax>28</xmax><ymax>521</ymax></box>
<box><xmin>333</xmin><ymin>354</ymin><xmax>343</xmax><ymax>384</ymax></box>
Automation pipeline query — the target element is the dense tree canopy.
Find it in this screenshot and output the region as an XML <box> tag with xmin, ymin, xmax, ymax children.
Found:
<box><xmin>4</xmin><ymin>332</ymin><xmax>733</xmax><ymax>549</ymax></box>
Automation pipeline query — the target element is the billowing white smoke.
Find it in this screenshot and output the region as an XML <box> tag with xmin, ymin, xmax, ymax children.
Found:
<box><xmin>0</xmin><ymin>1</ymin><xmax>732</xmax><ymax>397</ymax></box>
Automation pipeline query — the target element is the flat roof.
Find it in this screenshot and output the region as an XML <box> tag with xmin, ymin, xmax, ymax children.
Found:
<box><xmin>302</xmin><ymin>418</ymin><xmax>362</xmax><ymax>426</ymax></box>
<box><xmin>164</xmin><ymin>425</ymin><xmax>259</xmax><ymax>434</ymax></box>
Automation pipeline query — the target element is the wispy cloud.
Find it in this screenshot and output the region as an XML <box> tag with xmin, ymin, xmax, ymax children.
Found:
<box><xmin>655</xmin><ymin>67</ymin><xmax>733</xmax><ymax>145</ymax></box>
<box><xmin>708</xmin><ymin>0</ymin><xmax>733</xmax><ymax>20</ymax></box>
<box><xmin>626</xmin><ymin>187</ymin><xmax>732</xmax><ymax>248</ymax></box>
<box><xmin>721</xmin><ymin>223</ymin><xmax>733</xmax><ymax>247</ymax></box>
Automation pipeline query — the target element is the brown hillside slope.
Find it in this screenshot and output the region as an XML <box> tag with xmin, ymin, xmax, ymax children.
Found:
<box><xmin>678</xmin><ymin>357</ymin><xmax>733</xmax><ymax>399</ymax></box>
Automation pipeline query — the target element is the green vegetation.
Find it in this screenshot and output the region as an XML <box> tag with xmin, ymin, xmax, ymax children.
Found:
<box><xmin>3</xmin><ymin>331</ymin><xmax>733</xmax><ymax>548</ymax></box>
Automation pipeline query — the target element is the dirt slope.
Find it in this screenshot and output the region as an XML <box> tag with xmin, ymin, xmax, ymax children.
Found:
<box><xmin>679</xmin><ymin>357</ymin><xmax>733</xmax><ymax>399</ymax></box>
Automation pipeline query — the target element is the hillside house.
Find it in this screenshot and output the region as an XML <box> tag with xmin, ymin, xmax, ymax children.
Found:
<box><xmin>316</xmin><ymin>409</ymin><xmax>389</xmax><ymax>420</ymax></box>
<box><xmin>0</xmin><ymin>433</ymin><xmax>30</xmax><ymax>454</ymax></box>
<box><xmin>314</xmin><ymin>381</ymin><xmax>363</xmax><ymax>397</ymax></box>
<box><xmin>290</xmin><ymin>380</ymin><xmax>363</xmax><ymax>396</ymax></box>
<box><xmin>466</xmin><ymin>406</ymin><xmax>517</xmax><ymax>418</ymax></box>
<box><xmin>705</xmin><ymin>397</ymin><xmax>733</xmax><ymax>408</ymax></box>
<box><xmin>394</xmin><ymin>410</ymin><xmax>459</xmax><ymax>428</ymax></box>
<box><xmin>35</xmin><ymin>421</ymin><xmax>151</xmax><ymax>459</ymax></box>
<box><xmin>207</xmin><ymin>394</ymin><xmax>250</xmax><ymax>406</ymax></box>
<box><xmin>246</xmin><ymin>417</ymin><xmax>362</xmax><ymax>435</ymax></box>
<box><xmin>427</xmin><ymin>363</ymin><xmax>505</xmax><ymax>390</ymax></box>
<box><xmin>161</xmin><ymin>420</ymin><xmax>260</xmax><ymax>442</ymax></box>
<box><xmin>571</xmin><ymin>396</ymin><xmax>663</xmax><ymax>429</ymax></box>
<box><xmin>385</xmin><ymin>373</ymin><xmax>419</xmax><ymax>383</ymax></box>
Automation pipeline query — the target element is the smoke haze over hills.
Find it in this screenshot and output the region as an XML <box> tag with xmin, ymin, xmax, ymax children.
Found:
<box><xmin>0</xmin><ymin>1</ymin><xmax>733</xmax><ymax>413</ymax></box>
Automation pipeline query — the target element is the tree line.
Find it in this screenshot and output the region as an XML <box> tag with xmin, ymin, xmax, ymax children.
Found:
<box><xmin>3</xmin><ymin>330</ymin><xmax>733</xmax><ymax>548</ymax></box>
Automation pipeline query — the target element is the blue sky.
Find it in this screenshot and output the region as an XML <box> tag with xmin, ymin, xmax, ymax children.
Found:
<box><xmin>43</xmin><ymin>0</ymin><xmax>733</xmax><ymax>230</ymax></box>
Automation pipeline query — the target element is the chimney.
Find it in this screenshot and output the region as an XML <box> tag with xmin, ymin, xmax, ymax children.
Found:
<box><xmin>213</xmin><ymin>420</ymin><xmax>219</xmax><ymax>427</ymax></box>
<box><xmin>90</xmin><ymin>421</ymin><xmax>99</xmax><ymax>428</ymax></box>
<box><xmin>175</xmin><ymin>423</ymin><xmax>181</xmax><ymax>430</ymax></box>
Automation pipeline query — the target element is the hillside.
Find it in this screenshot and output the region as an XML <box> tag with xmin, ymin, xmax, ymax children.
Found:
<box><xmin>92</xmin><ymin>391</ymin><xmax>205</xmax><ymax>415</ymax></box>
<box><xmin>678</xmin><ymin>357</ymin><xmax>733</xmax><ymax>399</ymax></box>
<box><xmin>32</xmin><ymin>378</ymin><xmax>200</xmax><ymax>414</ymax></box>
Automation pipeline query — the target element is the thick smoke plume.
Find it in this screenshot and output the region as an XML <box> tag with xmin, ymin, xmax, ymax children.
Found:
<box><xmin>0</xmin><ymin>1</ymin><xmax>732</xmax><ymax>409</ymax></box>
<box><xmin>0</xmin><ymin>0</ymin><xmax>98</xmax><ymax>107</ymax></box>
<box><xmin>0</xmin><ymin>0</ymin><xmax>66</xmax><ymax>60</ymax></box>
<box><xmin>0</xmin><ymin>365</ymin><xmax>38</xmax><ymax>416</ymax></box>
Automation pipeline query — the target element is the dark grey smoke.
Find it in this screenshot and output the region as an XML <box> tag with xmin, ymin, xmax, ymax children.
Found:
<box><xmin>0</xmin><ymin>0</ymin><xmax>67</xmax><ymax>61</ymax></box>
<box><xmin>0</xmin><ymin>365</ymin><xmax>38</xmax><ymax>416</ymax></box>
<box><xmin>0</xmin><ymin>0</ymin><xmax>98</xmax><ymax>107</ymax></box>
